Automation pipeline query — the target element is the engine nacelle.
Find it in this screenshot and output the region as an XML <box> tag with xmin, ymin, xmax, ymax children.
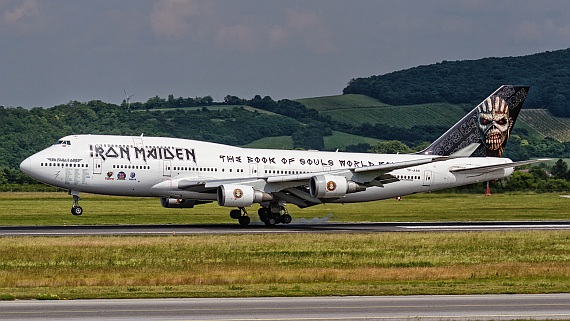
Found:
<box><xmin>217</xmin><ymin>184</ymin><xmax>272</xmax><ymax>207</ymax></box>
<box><xmin>160</xmin><ymin>197</ymin><xmax>197</xmax><ymax>208</ymax></box>
<box><xmin>310</xmin><ymin>175</ymin><xmax>366</xmax><ymax>198</ymax></box>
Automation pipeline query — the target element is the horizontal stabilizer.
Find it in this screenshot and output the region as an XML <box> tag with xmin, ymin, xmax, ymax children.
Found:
<box><xmin>449</xmin><ymin>158</ymin><xmax>550</xmax><ymax>174</ymax></box>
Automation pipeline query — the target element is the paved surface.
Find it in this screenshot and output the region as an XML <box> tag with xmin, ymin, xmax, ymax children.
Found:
<box><xmin>1</xmin><ymin>294</ymin><xmax>570</xmax><ymax>320</ymax></box>
<box><xmin>0</xmin><ymin>221</ymin><xmax>568</xmax><ymax>236</ymax></box>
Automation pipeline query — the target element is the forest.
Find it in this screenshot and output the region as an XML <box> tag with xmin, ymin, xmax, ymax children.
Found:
<box><xmin>344</xmin><ymin>48</ymin><xmax>570</xmax><ymax>117</ymax></box>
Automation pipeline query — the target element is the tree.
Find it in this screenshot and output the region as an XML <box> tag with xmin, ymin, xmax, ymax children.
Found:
<box><xmin>369</xmin><ymin>140</ymin><xmax>412</xmax><ymax>154</ymax></box>
<box><xmin>551</xmin><ymin>159</ymin><xmax>569</xmax><ymax>179</ymax></box>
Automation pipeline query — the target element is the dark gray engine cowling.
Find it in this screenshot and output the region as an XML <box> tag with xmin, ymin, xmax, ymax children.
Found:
<box><xmin>310</xmin><ymin>175</ymin><xmax>365</xmax><ymax>198</ymax></box>
<box><xmin>160</xmin><ymin>197</ymin><xmax>197</xmax><ymax>208</ymax></box>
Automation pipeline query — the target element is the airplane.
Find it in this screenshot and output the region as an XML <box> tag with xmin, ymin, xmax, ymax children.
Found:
<box><xmin>20</xmin><ymin>85</ymin><xmax>546</xmax><ymax>226</ymax></box>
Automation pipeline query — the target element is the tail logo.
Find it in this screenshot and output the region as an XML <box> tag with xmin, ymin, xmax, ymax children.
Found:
<box><xmin>420</xmin><ymin>85</ymin><xmax>529</xmax><ymax>157</ymax></box>
<box><xmin>477</xmin><ymin>95</ymin><xmax>512</xmax><ymax>157</ymax></box>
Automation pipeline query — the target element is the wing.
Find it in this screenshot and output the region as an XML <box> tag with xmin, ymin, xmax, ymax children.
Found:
<box><xmin>151</xmin><ymin>156</ymin><xmax>445</xmax><ymax>208</ymax></box>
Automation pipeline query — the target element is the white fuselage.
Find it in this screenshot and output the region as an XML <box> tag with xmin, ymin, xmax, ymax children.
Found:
<box><xmin>20</xmin><ymin>135</ymin><xmax>513</xmax><ymax>204</ymax></box>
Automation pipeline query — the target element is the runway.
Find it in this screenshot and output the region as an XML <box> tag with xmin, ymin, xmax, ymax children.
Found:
<box><xmin>0</xmin><ymin>221</ymin><xmax>568</xmax><ymax>236</ymax></box>
<box><xmin>1</xmin><ymin>294</ymin><xmax>570</xmax><ymax>320</ymax></box>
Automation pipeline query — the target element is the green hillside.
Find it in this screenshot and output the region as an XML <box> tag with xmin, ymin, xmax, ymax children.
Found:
<box><xmin>298</xmin><ymin>94</ymin><xmax>469</xmax><ymax>127</ymax></box>
<box><xmin>244</xmin><ymin>131</ymin><xmax>379</xmax><ymax>150</ymax></box>
<box><xmin>323</xmin><ymin>131</ymin><xmax>379</xmax><ymax>149</ymax></box>
<box><xmin>518</xmin><ymin>109</ymin><xmax>570</xmax><ymax>142</ymax></box>
<box><xmin>297</xmin><ymin>94</ymin><xmax>389</xmax><ymax>111</ymax></box>
<box><xmin>325</xmin><ymin>102</ymin><xmax>467</xmax><ymax>128</ymax></box>
<box><xmin>243</xmin><ymin>136</ymin><xmax>294</xmax><ymax>149</ymax></box>
<box><xmin>148</xmin><ymin>105</ymin><xmax>280</xmax><ymax>116</ymax></box>
<box><xmin>343</xmin><ymin>48</ymin><xmax>570</xmax><ymax>117</ymax></box>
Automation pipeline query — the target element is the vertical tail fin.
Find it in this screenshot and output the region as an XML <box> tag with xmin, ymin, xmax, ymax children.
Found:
<box><xmin>419</xmin><ymin>85</ymin><xmax>529</xmax><ymax>157</ymax></box>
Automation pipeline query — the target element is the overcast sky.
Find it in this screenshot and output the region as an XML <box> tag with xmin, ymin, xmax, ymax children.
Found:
<box><xmin>1</xmin><ymin>0</ymin><xmax>569</xmax><ymax>108</ymax></box>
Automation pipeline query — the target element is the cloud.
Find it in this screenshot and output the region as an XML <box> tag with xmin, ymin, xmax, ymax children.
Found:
<box><xmin>215</xmin><ymin>23</ymin><xmax>261</xmax><ymax>53</ymax></box>
<box><xmin>149</xmin><ymin>2</ymin><xmax>334</xmax><ymax>55</ymax></box>
<box><xmin>150</xmin><ymin>0</ymin><xmax>212</xmax><ymax>39</ymax></box>
<box><xmin>285</xmin><ymin>9</ymin><xmax>335</xmax><ymax>54</ymax></box>
<box><xmin>1</xmin><ymin>0</ymin><xmax>44</xmax><ymax>33</ymax></box>
<box><xmin>2</xmin><ymin>0</ymin><xmax>40</xmax><ymax>23</ymax></box>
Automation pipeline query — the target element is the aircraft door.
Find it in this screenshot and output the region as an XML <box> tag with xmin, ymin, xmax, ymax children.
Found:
<box><xmin>93</xmin><ymin>158</ymin><xmax>102</xmax><ymax>174</ymax></box>
<box><xmin>423</xmin><ymin>170</ymin><xmax>433</xmax><ymax>186</ymax></box>
<box><xmin>250</xmin><ymin>164</ymin><xmax>263</xmax><ymax>178</ymax></box>
<box><xmin>163</xmin><ymin>161</ymin><xmax>171</xmax><ymax>177</ymax></box>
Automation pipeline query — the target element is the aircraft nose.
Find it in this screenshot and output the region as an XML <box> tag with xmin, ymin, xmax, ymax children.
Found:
<box><xmin>20</xmin><ymin>156</ymin><xmax>32</xmax><ymax>175</ymax></box>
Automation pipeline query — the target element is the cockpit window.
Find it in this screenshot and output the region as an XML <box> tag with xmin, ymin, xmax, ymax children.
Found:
<box><xmin>54</xmin><ymin>140</ymin><xmax>71</xmax><ymax>146</ymax></box>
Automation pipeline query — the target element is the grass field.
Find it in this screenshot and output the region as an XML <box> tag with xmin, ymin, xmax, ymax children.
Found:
<box><xmin>0</xmin><ymin>231</ymin><xmax>568</xmax><ymax>299</ymax></box>
<box><xmin>0</xmin><ymin>192</ymin><xmax>569</xmax><ymax>226</ymax></box>
<box><xmin>0</xmin><ymin>192</ymin><xmax>568</xmax><ymax>300</ymax></box>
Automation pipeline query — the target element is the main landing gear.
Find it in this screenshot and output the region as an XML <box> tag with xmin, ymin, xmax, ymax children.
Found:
<box><xmin>70</xmin><ymin>191</ymin><xmax>83</xmax><ymax>216</ymax></box>
<box><xmin>228</xmin><ymin>204</ymin><xmax>293</xmax><ymax>226</ymax></box>
<box><xmin>229</xmin><ymin>207</ymin><xmax>251</xmax><ymax>226</ymax></box>
<box><xmin>258</xmin><ymin>204</ymin><xmax>292</xmax><ymax>226</ymax></box>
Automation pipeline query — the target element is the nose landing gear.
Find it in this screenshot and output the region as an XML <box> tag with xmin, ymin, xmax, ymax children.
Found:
<box><xmin>70</xmin><ymin>191</ymin><xmax>83</xmax><ymax>216</ymax></box>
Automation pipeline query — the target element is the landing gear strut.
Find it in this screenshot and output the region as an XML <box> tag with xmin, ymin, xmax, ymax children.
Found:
<box><xmin>258</xmin><ymin>203</ymin><xmax>292</xmax><ymax>226</ymax></box>
<box><xmin>70</xmin><ymin>191</ymin><xmax>83</xmax><ymax>216</ymax></box>
<box><xmin>229</xmin><ymin>207</ymin><xmax>251</xmax><ymax>226</ymax></box>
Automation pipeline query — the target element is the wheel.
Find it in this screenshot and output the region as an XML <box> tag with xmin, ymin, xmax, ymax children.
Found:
<box><xmin>280</xmin><ymin>214</ymin><xmax>292</xmax><ymax>224</ymax></box>
<box><xmin>238</xmin><ymin>216</ymin><xmax>251</xmax><ymax>226</ymax></box>
<box><xmin>229</xmin><ymin>209</ymin><xmax>241</xmax><ymax>219</ymax></box>
<box><xmin>71</xmin><ymin>206</ymin><xmax>83</xmax><ymax>216</ymax></box>
<box><xmin>265</xmin><ymin>217</ymin><xmax>277</xmax><ymax>226</ymax></box>
<box><xmin>258</xmin><ymin>207</ymin><xmax>270</xmax><ymax>222</ymax></box>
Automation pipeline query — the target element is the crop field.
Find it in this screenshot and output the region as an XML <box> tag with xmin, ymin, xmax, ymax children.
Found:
<box><xmin>519</xmin><ymin>109</ymin><xmax>570</xmax><ymax>142</ymax></box>
<box><xmin>299</xmin><ymin>94</ymin><xmax>469</xmax><ymax>127</ymax></box>
<box><xmin>0</xmin><ymin>192</ymin><xmax>568</xmax><ymax>300</ymax></box>
<box><xmin>319</xmin><ymin>103</ymin><xmax>468</xmax><ymax>127</ymax></box>
<box><xmin>297</xmin><ymin>94</ymin><xmax>390</xmax><ymax>111</ymax></box>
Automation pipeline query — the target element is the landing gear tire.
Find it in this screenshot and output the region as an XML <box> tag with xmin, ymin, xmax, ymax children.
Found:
<box><xmin>70</xmin><ymin>191</ymin><xmax>82</xmax><ymax>216</ymax></box>
<box><xmin>265</xmin><ymin>217</ymin><xmax>278</xmax><ymax>226</ymax></box>
<box><xmin>71</xmin><ymin>206</ymin><xmax>83</xmax><ymax>216</ymax></box>
<box><xmin>280</xmin><ymin>214</ymin><xmax>292</xmax><ymax>224</ymax></box>
<box><xmin>238</xmin><ymin>216</ymin><xmax>251</xmax><ymax>226</ymax></box>
<box><xmin>229</xmin><ymin>209</ymin><xmax>241</xmax><ymax>219</ymax></box>
<box><xmin>230</xmin><ymin>207</ymin><xmax>250</xmax><ymax>226</ymax></box>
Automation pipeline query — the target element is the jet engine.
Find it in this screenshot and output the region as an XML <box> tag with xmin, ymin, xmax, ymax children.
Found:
<box><xmin>160</xmin><ymin>197</ymin><xmax>197</xmax><ymax>208</ymax></box>
<box><xmin>310</xmin><ymin>175</ymin><xmax>366</xmax><ymax>198</ymax></box>
<box><xmin>216</xmin><ymin>184</ymin><xmax>272</xmax><ymax>207</ymax></box>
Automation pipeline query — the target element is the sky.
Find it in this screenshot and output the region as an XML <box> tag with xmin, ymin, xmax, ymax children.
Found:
<box><xmin>1</xmin><ymin>0</ymin><xmax>570</xmax><ymax>108</ymax></box>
